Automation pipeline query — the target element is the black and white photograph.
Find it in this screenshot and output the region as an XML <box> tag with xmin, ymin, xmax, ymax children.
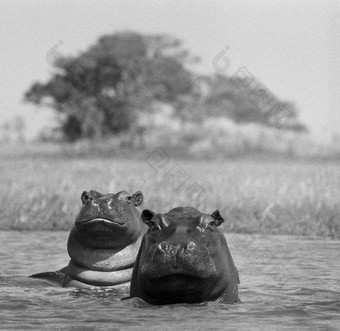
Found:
<box><xmin>0</xmin><ymin>0</ymin><xmax>339</xmax><ymax>329</ymax></box>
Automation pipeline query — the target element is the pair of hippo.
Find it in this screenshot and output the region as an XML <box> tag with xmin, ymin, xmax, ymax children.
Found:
<box><xmin>31</xmin><ymin>190</ymin><xmax>240</xmax><ymax>304</ymax></box>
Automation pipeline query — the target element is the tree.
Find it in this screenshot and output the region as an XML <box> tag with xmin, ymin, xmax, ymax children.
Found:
<box><xmin>24</xmin><ymin>31</ymin><xmax>196</xmax><ymax>141</ymax></box>
<box><xmin>202</xmin><ymin>74</ymin><xmax>308</xmax><ymax>132</ymax></box>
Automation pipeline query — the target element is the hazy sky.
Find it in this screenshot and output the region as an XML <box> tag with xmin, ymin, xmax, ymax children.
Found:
<box><xmin>0</xmin><ymin>0</ymin><xmax>339</xmax><ymax>139</ymax></box>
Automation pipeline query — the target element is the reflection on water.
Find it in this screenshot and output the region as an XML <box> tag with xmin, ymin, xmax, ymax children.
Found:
<box><xmin>0</xmin><ymin>231</ymin><xmax>339</xmax><ymax>330</ymax></box>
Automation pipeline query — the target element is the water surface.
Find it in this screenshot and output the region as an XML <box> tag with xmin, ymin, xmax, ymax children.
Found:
<box><xmin>0</xmin><ymin>231</ymin><xmax>339</xmax><ymax>330</ymax></box>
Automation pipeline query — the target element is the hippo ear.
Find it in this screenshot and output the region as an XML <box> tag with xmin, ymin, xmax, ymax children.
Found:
<box><xmin>131</xmin><ymin>191</ymin><xmax>143</xmax><ymax>207</ymax></box>
<box><xmin>81</xmin><ymin>191</ymin><xmax>90</xmax><ymax>204</ymax></box>
<box><xmin>141</xmin><ymin>209</ymin><xmax>156</xmax><ymax>226</ymax></box>
<box><xmin>211</xmin><ymin>210</ymin><xmax>225</xmax><ymax>227</ymax></box>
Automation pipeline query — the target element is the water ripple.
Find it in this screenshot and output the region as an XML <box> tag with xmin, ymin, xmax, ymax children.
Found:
<box><xmin>1</xmin><ymin>231</ymin><xmax>339</xmax><ymax>330</ymax></box>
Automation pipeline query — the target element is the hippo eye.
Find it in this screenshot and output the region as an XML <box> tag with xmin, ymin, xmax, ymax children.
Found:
<box><xmin>125</xmin><ymin>196</ymin><xmax>132</xmax><ymax>204</ymax></box>
<box><xmin>118</xmin><ymin>192</ymin><xmax>133</xmax><ymax>204</ymax></box>
<box><xmin>118</xmin><ymin>191</ymin><xmax>130</xmax><ymax>202</ymax></box>
<box><xmin>196</xmin><ymin>224</ymin><xmax>207</xmax><ymax>232</ymax></box>
<box><xmin>149</xmin><ymin>224</ymin><xmax>161</xmax><ymax>233</ymax></box>
<box><xmin>145</xmin><ymin>220</ymin><xmax>160</xmax><ymax>233</ymax></box>
<box><xmin>197</xmin><ymin>216</ymin><xmax>218</xmax><ymax>232</ymax></box>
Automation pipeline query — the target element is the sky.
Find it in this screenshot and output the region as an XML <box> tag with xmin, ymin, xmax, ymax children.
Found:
<box><xmin>0</xmin><ymin>0</ymin><xmax>339</xmax><ymax>140</ymax></box>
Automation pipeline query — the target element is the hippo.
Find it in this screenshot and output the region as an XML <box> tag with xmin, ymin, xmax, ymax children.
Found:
<box><xmin>30</xmin><ymin>190</ymin><xmax>145</xmax><ymax>288</ymax></box>
<box><xmin>130</xmin><ymin>207</ymin><xmax>240</xmax><ymax>304</ymax></box>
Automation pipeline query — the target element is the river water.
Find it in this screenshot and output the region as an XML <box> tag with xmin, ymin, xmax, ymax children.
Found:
<box><xmin>0</xmin><ymin>231</ymin><xmax>339</xmax><ymax>330</ymax></box>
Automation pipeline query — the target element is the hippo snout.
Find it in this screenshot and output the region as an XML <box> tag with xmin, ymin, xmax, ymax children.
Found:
<box><xmin>141</xmin><ymin>241</ymin><xmax>216</xmax><ymax>280</ymax></box>
<box><xmin>76</xmin><ymin>197</ymin><xmax>129</xmax><ymax>225</ymax></box>
<box><xmin>157</xmin><ymin>241</ymin><xmax>198</xmax><ymax>256</ymax></box>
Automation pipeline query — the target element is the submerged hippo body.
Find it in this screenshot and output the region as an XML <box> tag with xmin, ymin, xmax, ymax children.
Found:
<box><xmin>130</xmin><ymin>207</ymin><xmax>240</xmax><ymax>304</ymax></box>
<box><xmin>30</xmin><ymin>190</ymin><xmax>144</xmax><ymax>288</ymax></box>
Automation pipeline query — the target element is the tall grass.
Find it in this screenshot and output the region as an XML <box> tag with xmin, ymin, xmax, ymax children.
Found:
<box><xmin>0</xmin><ymin>156</ymin><xmax>339</xmax><ymax>238</ymax></box>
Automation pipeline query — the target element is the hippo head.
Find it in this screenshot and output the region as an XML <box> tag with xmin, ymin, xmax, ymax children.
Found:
<box><xmin>130</xmin><ymin>207</ymin><xmax>240</xmax><ymax>304</ymax></box>
<box><xmin>73</xmin><ymin>190</ymin><xmax>144</xmax><ymax>249</ymax></box>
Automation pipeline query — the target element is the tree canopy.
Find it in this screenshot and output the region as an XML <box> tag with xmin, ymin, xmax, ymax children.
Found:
<box><xmin>25</xmin><ymin>31</ymin><xmax>307</xmax><ymax>141</ymax></box>
<box><xmin>25</xmin><ymin>32</ymin><xmax>196</xmax><ymax>141</ymax></box>
<box><xmin>201</xmin><ymin>74</ymin><xmax>307</xmax><ymax>132</ymax></box>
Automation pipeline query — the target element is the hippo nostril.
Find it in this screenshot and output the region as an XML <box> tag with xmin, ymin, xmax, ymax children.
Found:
<box><xmin>105</xmin><ymin>199</ymin><xmax>113</xmax><ymax>209</ymax></box>
<box><xmin>90</xmin><ymin>201</ymin><xmax>100</xmax><ymax>212</ymax></box>
<box><xmin>186</xmin><ymin>241</ymin><xmax>197</xmax><ymax>252</ymax></box>
<box><xmin>158</xmin><ymin>242</ymin><xmax>168</xmax><ymax>252</ymax></box>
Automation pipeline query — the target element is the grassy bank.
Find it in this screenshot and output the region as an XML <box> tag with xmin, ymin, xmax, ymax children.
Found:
<box><xmin>0</xmin><ymin>155</ymin><xmax>339</xmax><ymax>238</ymax></box>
